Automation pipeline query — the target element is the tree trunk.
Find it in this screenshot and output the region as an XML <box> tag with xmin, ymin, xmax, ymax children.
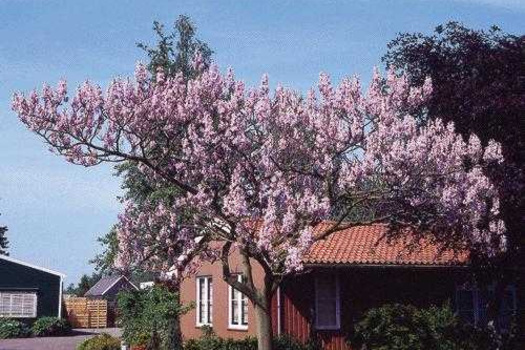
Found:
<box><xmin>254</xmin><ymin>302</ymin><xmax>273</xmax><ymax>350</ymax></box>
<box><xmin>169</xmin><ymin>313</ymin><xmax>183</xmax><ymax>350</ymax></box>
<box><xmin>164</xmin><ymin>280</ymin><xmax>183</xmax><ymax>350</ymax></box>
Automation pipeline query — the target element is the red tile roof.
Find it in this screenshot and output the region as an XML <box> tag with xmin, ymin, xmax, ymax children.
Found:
<box><xmin>304</xmin><ymin>223</ymin><xmax>468</xmax><ymax>266</ymax></box>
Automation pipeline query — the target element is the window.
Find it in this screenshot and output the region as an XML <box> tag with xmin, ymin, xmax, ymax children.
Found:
<box><xmin>0</xmin><ymin>292</ymin><xmax>37</xmax><ymax>318</ymax></box>
<box><xmin>196</xmin><ymin>276</ymin><xmax>213</xmax><ymax>326</ymax></box>
<box><xmin>228</xmin><ymin>274</ymin><xmax>248</xmax><ymax>329</ymax></box>
<box><xmin>455</xmin><ymin>284</ymin><xmax>517</xmax><ymax>331</ymax></box>
<box><xmin>315</xmin><ymin>274</ymin><xmax>340</xmax><ymax>330</ymax></box>
<box><xmin>499</xmin><ymin>288</ymin><xmax>517</xmax><ymax>331</ymax></box>
<box><xmin>456</xmin><ymin>288</ymin><xmax>475</xmax><ymax>324</ymax></box>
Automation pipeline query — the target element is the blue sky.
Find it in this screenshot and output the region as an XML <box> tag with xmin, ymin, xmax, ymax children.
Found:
<box><xmin>1</xmin><ymin>0</ymin><xmax>524</xmax><ymax>285</ymax></box>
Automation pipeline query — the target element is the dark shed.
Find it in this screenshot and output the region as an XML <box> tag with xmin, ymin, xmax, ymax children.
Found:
<box><xmin>0</xmin><ymin>255</ymin><xmax>65</xmax><ymax>319</ymax></box>
<box><xmin>84</xmin><ymin>275</ymin><xmax>138</xmax><ymax>300</ymax></box>
<box><xmin>85</xmin><ymin>274</ymin><xmax>138</xmax><ymax>317</ymax></box>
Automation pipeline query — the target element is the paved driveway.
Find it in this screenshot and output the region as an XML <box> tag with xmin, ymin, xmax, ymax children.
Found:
<box><xmin>0</xmin><ymin>328</ymin><xmax>121</xmax><ymax>350</ymax></box>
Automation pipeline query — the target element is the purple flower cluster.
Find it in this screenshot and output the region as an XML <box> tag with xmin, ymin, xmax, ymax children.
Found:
<box><xmin>12</xmin><ymin>62</ymin><xmax>505</xmax><ymax>275</ymax></box>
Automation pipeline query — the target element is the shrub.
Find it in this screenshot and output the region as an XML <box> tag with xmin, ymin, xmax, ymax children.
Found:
<box><xmin>183</xmin><ymin>330</ymin><xmax>317</xmax><ymax>350</ymax></box>
<box><xmin>0</xmin><ymin>318</ymin><xmax>30</xmax><ymax>339</ymax></box>
<box><xmin>118</xmin><ymin>285</ymin><xmax>191</xmax><ymax>350</ymax></box>
<box><xmin>77</xmin><ymin>333</ymin><xmax>121</xmax><ymax>350</ymax></box>
<box><xmin>274</xmin><ymin>334</ymin><xmax>320</xmax><ymax>350</ymax></box>
<box><xmin>184</xmin><ymin>328</ymin><xmax>227</xmax><ymax>350</ymax></box>
<box><xmin>351</xmin><ymin>303</ymin><xmax>506</xmax><ymax>350</ymax></box>
<box><xmin>184</xmin><ymin>332</ymin><xmax>257</xmax><ymax>350</ymax></box>
<box><xmin>31</xmin><ymin>316</ymin><xmax>71</xmax><ymax>337</ymax></box>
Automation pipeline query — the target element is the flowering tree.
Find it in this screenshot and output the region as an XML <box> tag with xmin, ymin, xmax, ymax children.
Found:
<box><xmin>13</xmin><ymin>62</ymin><xmax>505</xmax><ymax>350</ymax></box>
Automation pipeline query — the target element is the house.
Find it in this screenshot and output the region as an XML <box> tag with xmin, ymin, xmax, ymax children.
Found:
<box><xmin>0</xmin><ymin>254</ymin><xmax>65</xmax><ymax>320</ymax></box>
<box><xmin>179</xmin><ymin>224</ymin><xmax>521</xmax><ymax>350</ymax></box>
<box><xmin>84</xmin><ymin>275</ymin><xmax>138</xmax><ymax>303</ymax></box>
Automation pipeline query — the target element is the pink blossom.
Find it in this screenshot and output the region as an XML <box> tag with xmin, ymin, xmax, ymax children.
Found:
<box><xmin>12</xmin><ymin>64</ymin><xmax>506</xmax><ymax>274</ymax></box>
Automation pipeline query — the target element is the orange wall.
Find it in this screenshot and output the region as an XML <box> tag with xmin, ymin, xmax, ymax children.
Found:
<box><xmin>180</xmin><ymin>247</ymin><xmax>267</xmax><ymax>340</ymax></box>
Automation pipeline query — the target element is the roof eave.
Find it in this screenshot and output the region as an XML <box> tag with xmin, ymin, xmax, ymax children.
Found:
<box><xmin>0</xmin><ymin>255</ymin><xmax>66</xmax><ymax>277</ymax></box>
<box><xmin>304</xmin><ymin>262</ymin><xmax>469</xmax><ymax>269</ymax></box>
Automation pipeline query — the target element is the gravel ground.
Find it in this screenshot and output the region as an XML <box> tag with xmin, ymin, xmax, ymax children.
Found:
<box><xmin>0</xmin><ymin>328</ymin><xmax>122</xmax><ymax>350</ymax></box>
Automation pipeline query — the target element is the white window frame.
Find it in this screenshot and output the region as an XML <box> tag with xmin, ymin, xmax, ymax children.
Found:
<box><xmin>455</xmin><ymin>283</ymin><xmax>517</xmax><ymax>329</ymax></box>
<box><xmin>228</xmin><ymin>274</ymin><xmax>248</xmax><ymax>330</ymax></box>
<box><xmin>315</xmin><ymin>273</ymin><xmax>341</xmax><ymax>330</ymax></box>
<box><xmin>195</xmin><ymin>276</ymin><xmax>213</xmax><ymax>327</ymax></box>
<box><xmin>0</xmin><ymin>291</ymin><xmax>38</xmax><ymax>318</ymax></box>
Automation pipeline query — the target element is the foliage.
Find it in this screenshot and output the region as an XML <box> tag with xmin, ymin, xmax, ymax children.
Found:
<box><xmin>90</xmin><ymin>227</ymin><xmax>120</xmax><ymax>275</ymax></box>
<box><xmin>77</xmin><ymin>333</ymin><xmax>121</xmax><ymax>350</ymax></box>
<box><xmin>184</xmin><ymin>331</ymin><xmax>318</xmax><ymax>350</ymax></box>
<box><xmin>383</xmin><ymin>21</ymin><xmax>525</xmax><ymax>149</ymax></box>
<box><xmin>92</xmin><ymin>15</ymin><xmax>213</xmax><ymax>276</ymax></box>
<box><xmin>31</xmin><ymin>316</ymin><xmax>71</xmax><ymax>337</ymax></box>
<box><xmin>65</xmin><ymin>272</ymin><xmax>102</xmax><ymax>296</ymax></box>
<box><xmin>118</xmin><ymin>285</ymin><xmax>190</xmax><ymax>349</ymax></box>
<box><xmin>384</xmin><ymin>21</ymin><xmax>525</xmax><ymax>335</ymax></box>
<box><xmin>0</xmin><ymin>318</ymin><xmax>30</xmax><ymax>339</ymax></box>
<box><xmin>383</xmin><ymin>21</ymin><xmax>525</xmax><ymax>268</ymax></box>
<box><xmin>351</xmin><ymin>303</ymin><xmax>516</xmax><ymax>350</ymax></box>
<box><xmin>0</xmin><ymin>213</ymin><xmax>9</xmax><ymax>256</ymax></box>
<box><xmin>137</xmin><ymin>15</ymin><xmax>213</xmax><ymax>80</ymax></box>
<box><xmin>273</xmin><ymin>334</ymin><xmax>320</xmax><ymax>350</ymax></box>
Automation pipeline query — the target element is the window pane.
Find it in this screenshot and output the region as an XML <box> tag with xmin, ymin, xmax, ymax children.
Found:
<box><xmin>1</xmin><ymin>294</ymin><xmax>10</xmax><ymax>315</ymax></box>
<box><xmin>500</xmin><ymin>290</ymin><xmax>515</xmax><ymax>311</ymax></box>
<box><xmin>241</xmin><ymin>296</ymin><xmax>248</xmax><ymax>325</ymax></box>
<box><xmin>207</xmin><ymin>278</ymin><xmax>213</xmax><ymax>324</ymax></box>
<box><xmin>231</xmin><ymin>299</ymin><xmax>239</xmax><ymax>325</ymax></box>
<box><xmin>477</xmin><ymin>290</ymin><xmax>491</xmax><ymax>325</ymax></box>
<box><xmin>317</xmin><ymin>275</ymin><xmax>336</xmax><ymax>300</ymax></box>
<box><xmin>316</xmin><ymin>275</ymin><xmax>338</xmax><ymax>328</ymax></box>
<box><xmin>457</xmin><ymin>290</ymin><xmax>474</xmax><ymax>311</ymax></box>
<box><xmin>198</xmin><ymin>278</ymin><xmax>205</xmax><ymax>324</ymax></box>
<box><xmin>317</xmin><ymin>298</ymin><xmax>337</xmax><ymax>326</ymax></box>
<box><xmin>498</xmin><ymin>290</ymin><xmax>516</xmax><ymax>331</ymax></box>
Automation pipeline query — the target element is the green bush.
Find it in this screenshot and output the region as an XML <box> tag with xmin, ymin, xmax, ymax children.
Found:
<box><xmin>274</xmin><ymin>334</ymin><xmax>320</xmax><ymax>350</ymax></box>
<box><xmin>0</xmin><ymin>318</ymin><xmax>30</xmax><ymax>339</ymax></box>
<box><xmin>183</xmin><ymin>330</ymin><xmax>317</xmax><ymax>350</ymax></box>
<box><xmin>184</xmin><ymin>330</ymin><xmax>256</xmax><ymax>350</ymax></box>
<box><xmin>118</xmin><ymin>285</ymin><xmax>191</xmax><ymax>350</ymax></box>
<box><xmin>77</xmin><ymin>333</ymin><xmax>121</xmax><ymax>350</ymax></box>
<box><xmin>351</xmin><ymin>303</ymin><xmax>504</xmax><ymax>350</ymax></box>
<box><xmin>31</xmin><ymin>316</ymin><xmax>71</xmax><ymax>337</ymax></box>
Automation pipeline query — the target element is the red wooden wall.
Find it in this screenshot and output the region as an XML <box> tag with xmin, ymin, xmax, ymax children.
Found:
<box><xmin>276</xmin><ymin>268</ymin><xmax>462</xmax><ymax>350</ymax></box>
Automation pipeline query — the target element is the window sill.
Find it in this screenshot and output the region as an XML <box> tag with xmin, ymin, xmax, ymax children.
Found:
<box><xmin>195</xmin><ymin>324</ymin><xmax>212</xmax><ymax>328</ymax></box>
<box><xmin>227</xmin><ymin>325</ymin><xmax>249</xmax><ymax>331</ymax></box>
<box><xmin>315</xmin><ymin>326</ymin><xmax>341</xmax><ymax>331</ymax></box>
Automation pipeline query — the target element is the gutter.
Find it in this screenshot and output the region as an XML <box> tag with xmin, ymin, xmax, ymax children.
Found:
<box><xmin>58</xmin><ymin>275</ymin><xmax>64</xmax><ymax>318</ymax></box>
<box><xmin>305</xmin><ymin>263</ymin><xmax>470</xmax><ymax>269</ymax></box>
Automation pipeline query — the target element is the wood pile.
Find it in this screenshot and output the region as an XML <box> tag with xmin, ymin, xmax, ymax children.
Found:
<box><xmin>64</xmin><ymin>297</ymin><xmax>107</xmax><ymax>328</ymax></box>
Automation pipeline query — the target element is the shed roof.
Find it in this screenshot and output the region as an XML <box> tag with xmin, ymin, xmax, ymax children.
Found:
<box><xmin>84</xmin><ymin>275</ymin><xmax>137</xmax><ymax>296</ymax></box>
